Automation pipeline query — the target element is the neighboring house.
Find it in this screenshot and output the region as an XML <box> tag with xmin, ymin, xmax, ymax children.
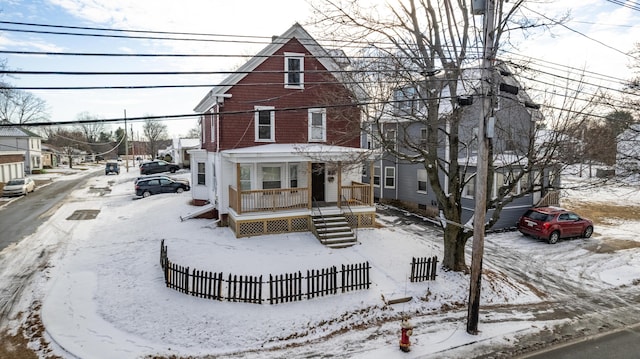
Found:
<box><xmin>0</xmin><ymin>122</ymin><xmax>43</xmax><ymax>174</ymax></box>
<box><xmin>0</xmin><ymin>151</ymin><xmax>25</xmax><ymax>183</ymax></box>
<box><xmin>42</xmin><ymin>144</ymin><xmax>62</xmax><ymax>168</ymax></box>
<box><xmin>616</xmin><ymin>123</ymin><xmax>640</xmax><ymax>179</ymax></box>
<box><xmin>364</xmin><ymin>64</ymin><xmax>560</xmax><ymax>230</ymax></box>
<box><xmin>190</xmin><ymin>23</ymin><xmax>375</xmax><ymax>242</ymax></box>
<box><xmin>162</xmin><ymin>138</ymin><xmax>199</xmax><ymax>168</ymax></box>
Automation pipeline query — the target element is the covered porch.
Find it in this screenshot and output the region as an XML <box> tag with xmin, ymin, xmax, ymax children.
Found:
<box><xmin>220</xmin><ymin>144</ymin><xmax>376</xmax><ymax>238</ymax></box>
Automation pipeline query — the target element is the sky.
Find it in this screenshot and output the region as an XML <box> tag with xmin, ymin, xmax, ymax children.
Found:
<box><xmin>1</xmin><ymin>0</ymin><xmax>639</xmax><ymax>138</ymax></box>
<box><xmin>0</xmin><ymin>164</ymin><xmax>639</xmax><ymax>358</ymax></box>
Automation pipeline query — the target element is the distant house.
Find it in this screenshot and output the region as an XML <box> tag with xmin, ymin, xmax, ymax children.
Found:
<box><xmin>0</xmin><ymin>122</ymin><xmax>42</xmax><ymax>175</ymax></box>
<box><xmin>41</xmin><ymin>144</ymin><xmax>62</xmax><ymax>168</ymax></box>
<box><xmin>162</xmin><ymin>138</ymin><xmax>200</xmax><ymax>168</ymax></box>
<box><xmin>189</xmin><ymin>23</ymin><xmax>374</xmax><ymax>244</ymax></box>
<box><xmin>363</xmin><ymin>64</ymin><xmax>560</xmax><ymax>230</ymax></box>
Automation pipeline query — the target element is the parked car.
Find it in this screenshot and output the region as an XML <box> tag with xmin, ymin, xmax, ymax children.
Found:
<box><xmin>517</xmin><ymin>207</ymin><xmax>594</xmax><ymax>244</ymax></box>
<box><xmin>139</xmin><ymin>160</ymin><xmax>180</xmax><ymax>175</ymax></box>
<box><xmin>105</xmin><ymin>162</ymin><xmax>120</xmax><ymax>175</ymax></box>
<box><xmin>135</xmin><ymin>177</ymin><xmax>190</xmax><ymax>198</ymax></box>
<box><xmin>134</xmin><ymin>175</ymin><xmax>189</xmax><ymax>187</ymax></box>
<box><xmin>2</xmin><ymin>177</ymin><xmax>36</xmax><ymax>196</ymax></box>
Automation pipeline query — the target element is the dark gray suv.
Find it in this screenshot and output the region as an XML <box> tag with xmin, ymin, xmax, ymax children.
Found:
<box><xmin>135</xmin><ymin>177</ymin><xmax>190</xmax><ymax>198</ymax></box>
<box><xmin>105</xmin><ymin>162</ymin><xmax>120</xmax><ymax>175</ymax></box>
<box><xmin>139</xmin><ymin>160</ymin><xmax>180</xmax><ymax>175</ymax></box>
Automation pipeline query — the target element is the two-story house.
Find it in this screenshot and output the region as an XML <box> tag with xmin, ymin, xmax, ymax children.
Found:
<box><xmin>365</xmin><ymin>64</ymin><xmax>560</xmax><ymax>230</ymax></box>
<box><xmin>0</xmin><ymin>122</ymin><xmax>43</xmax><ymax>177</ymax></box>
<box><xmin>189</xmin><ymin>24</ymin><xmax>375</xmax><ymax>244</ymax></box>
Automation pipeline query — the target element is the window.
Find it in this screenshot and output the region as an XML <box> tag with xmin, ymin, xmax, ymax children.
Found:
<box><xmin>394</xmin><ymin>87</ymin><xmax>419</xmax><ymax>114</ymax></box>
<box><xmin>284</xmin><ymin>52</ymin><xmax>304</xmax><ymax>88</ymax></box>
<box><xmin>197</xmin><ymin>162</ymin><xmax>206</xmax><ymax>185</ymax></box>
<box><xmin>240</xmin><ymin>165</ymin><xmax>252</xmax><ymax>191</ymax></box>
<box><xmin>373</xmin><ymin>166</ymin><xmax>380</xmax><ymax>186</ymax></box>
<box><xmin>262</xmin><ymin>166</ymin><xmax>281</xmax><ymax>189</ymax></box>
<box><xmin>417</xmin><ymin>169</ymin><xmax>427</xmax><ymax>193</ymax></box>
<box><xmin>420</xmin><ymin>128</ymin><xmax>428</xmax><ymax>149</ymax></box>
<box><xmin>386</xmin><ymin>129</ymin><xmax>396</xmax><ymax>150</ymax></box>
<box><xmin>289</xmin><ymin>164</ymin><xmax>298</xmax><ymax>188</ymax></box>
<box><xmin>384</xmin><ymin>166</ymin><xmax>395</xmax><ymax>188</ymax></box>
<box><xmin>308</xmin><ymin>108</ymin><xmax>326</xmax><ymax>142</ymax></box>
<box><xmin>463</xmin><ymin>173</ymin><xmax>476</xmax><ymax>198</ymax></box>
<box><xmin>255</xmin><ymin>106</ymin><xmax>275</xmax><ymax>142</ymax></box>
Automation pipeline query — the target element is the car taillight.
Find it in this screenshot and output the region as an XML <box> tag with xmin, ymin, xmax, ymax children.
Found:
<box><xmin>542</xmin><ymin>222</ymin><xmax>551</xmax><ymax>229</ymax></box>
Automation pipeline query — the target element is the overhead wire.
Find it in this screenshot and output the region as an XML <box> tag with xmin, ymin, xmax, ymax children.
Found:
<box><xmin>0</xmin><ymin>15</ymin><xmax>637</xmax><ymax>128</ymax></box>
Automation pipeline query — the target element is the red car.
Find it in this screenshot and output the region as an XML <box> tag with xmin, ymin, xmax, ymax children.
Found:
<box><xmin>517</xmin><ymin>207</ymin><xmax>594</xmax><ymax>244</ymax></box>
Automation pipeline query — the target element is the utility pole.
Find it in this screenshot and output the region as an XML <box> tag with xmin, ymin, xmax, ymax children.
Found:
<box><xmin>467</xmin><ymin>0</ymin><xmax>496</xmax><ymax>335</ymax></box>
<box><xmin>124</xmin><ymin>109</ymin><xmax>129</xmax><ymax>173</ymax></box>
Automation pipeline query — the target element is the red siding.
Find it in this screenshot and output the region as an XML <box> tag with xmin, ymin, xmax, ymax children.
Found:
<box><xmin>214</xmin><ymin>38</ymin><xmax>360</xmax><ymax>151</ymax></box>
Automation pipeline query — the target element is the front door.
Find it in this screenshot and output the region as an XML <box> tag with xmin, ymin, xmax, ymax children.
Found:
<box><xmin>311</xmin><ymin>163</ymin><xmax>325</xmax><ymax>202</ymax></box>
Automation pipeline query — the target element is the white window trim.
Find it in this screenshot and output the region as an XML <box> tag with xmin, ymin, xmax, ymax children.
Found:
<box><xmin>210</xmin><ymin>109</ymin><xmax>216</xmax><ymax>144</ymax></box>
<box><xmin>417</xmin><ymin>169</ymin><xmax>428</xmax><ymax>193</ymax></box>
<box><xmin>254</xmin><ymin>106</ymin><xmax>275</xmax><ymax>142</ymax></box>
<box><xmin>284</xmin><ymin>52</ymin><xmax>304</xmax><ymax>89</ymax></box>
<box><xmin>384</xmin><ymin>166</ymin><xmax>396</xmax><ymax>189</ymax></box>
<box><xmin>308</xmin><ymin>108</ymin><xmax>327</xmax><ymax>142</ymax></box>
<box><xmin>373</xmin><ymin>166</ymin><xmax>381</xmax><ymax>187</ymax></box>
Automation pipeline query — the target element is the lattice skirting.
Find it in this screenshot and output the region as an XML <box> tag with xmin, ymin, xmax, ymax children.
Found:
<box><xmin>230</xmin><ymin>212</ymin><xmax>375</xmax><ymax>238</ymax></box>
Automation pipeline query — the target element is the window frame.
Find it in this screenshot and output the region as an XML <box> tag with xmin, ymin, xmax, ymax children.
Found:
<box><xmin>261</xmin><ymin>165</ymin><xmax>282</xmax><ymax>190</ymax></box>
<box><xmin>284</xmin><ymin>52</ymin><xmax>304</xmax><ymax>89</ymax></box>
<box><xmin>254</xmin><ymin>106</ymin><xmax>275</xmax><ymax>142</ymax></box>
<box><xmin>384</xmin><ymin>166</ymin><xmax>396</xmax><ymax>189</ymax></box>
<box><xmin>240</xmin><ymin>164</ymin><xmax>252</xmax><ymax>191</ymax></box>
<box><xmin>417</xmin><ymin>169</ymin><xmax>428</xmax><ymax>193</ymax></box>
<box><xmin>197</xmin><ymin>162</ymin><xmax>206</xmax><ymax>185</ymax></box>
<box><xmin>373</xmin><ymin>166</ymin><xmax>381</xmax><ymax>187</ymax></box>
<box><xmin>308</xmin><ymin>108</ymin><xmax>327</xmax><ymax>142</ymax></box>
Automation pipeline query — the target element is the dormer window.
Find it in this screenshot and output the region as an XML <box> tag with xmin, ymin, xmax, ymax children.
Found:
<box><xmin>285</xmin><ymin>52</ymin><xmax>304</xmax><ymax>89</ymax></box>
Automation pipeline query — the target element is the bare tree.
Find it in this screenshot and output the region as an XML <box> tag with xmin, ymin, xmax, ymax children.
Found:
<box><xmin>46</xmin><ymin>128</ymin><xmax>90</xmax><ymax>169</ymax></box>
<box><xmin>143</xmin><ymin>118</ymin><xmax>168</xmax><ymax>159</ymax></box>
<box><xmin>0</xmin><ymin>87</ymin><xmax>50</xmax><ymax>124</ymax></box>
<box><xmin>312</xmin><ymin>0</ymin><xmax>590</xmax><ymax>272</ymax></box>
<box><xmin>75</xmin><ymin>112</ymin><xmax>105</xmax><ymax>159</ymax></box>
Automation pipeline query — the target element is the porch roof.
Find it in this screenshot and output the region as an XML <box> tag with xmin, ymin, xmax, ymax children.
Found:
<box><xmin>221</xmin><ymin>143</ymin><xmax>373</xmax><ymax>163</ymax></box>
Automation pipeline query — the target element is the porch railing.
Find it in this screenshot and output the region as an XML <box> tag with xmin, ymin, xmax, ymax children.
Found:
<box><xmin>229</xmin><ymin>186</ymin><xmax>309</xmax><ymax>214</ymax></box>
<box><xmin>340</xmin><ymin>181</ymin><xmax>372</xmax><ymax>206</ymax></box>
<box><xmin>535</xmin><ymin>190</ymin><xmax>560</xmax><ymax>207</ymax></box>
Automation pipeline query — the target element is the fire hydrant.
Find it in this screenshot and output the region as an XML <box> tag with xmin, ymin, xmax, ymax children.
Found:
<box><xmin>399</xmin><ymin>318</ymin><xmax>414</xmax><ymax>352</ymax></box>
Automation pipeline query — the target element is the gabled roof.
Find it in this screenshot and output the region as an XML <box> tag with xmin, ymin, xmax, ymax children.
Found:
<box><xmin>0</xmin><ymin>122</ymin><xmax>41</xmax><ymax>138</ymax></box>
<box><xmin>194</xmin><ymin>23</ymin><xmax>342</xmax><ymax>113</ymax></box>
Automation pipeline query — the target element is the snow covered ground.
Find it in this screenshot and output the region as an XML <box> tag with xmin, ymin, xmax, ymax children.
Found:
<box><xmin>1</xmin><ymin>164</ymin><xmax>639</xmax><ymax>358</ymax></box>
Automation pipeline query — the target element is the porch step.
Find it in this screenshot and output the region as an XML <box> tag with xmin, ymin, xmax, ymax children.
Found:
<box><xmin>312</xmin><ymin>213</ymin><xmax>357</xmax><ymax>248</ymax></box>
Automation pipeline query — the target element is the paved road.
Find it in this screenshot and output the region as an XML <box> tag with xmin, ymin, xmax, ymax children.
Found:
<box><xmin>376</xmin><ymin>205</ymin><xmax>640</xmax><ymax>359</ymax></box>
<box><xmin>0</xmin><ymin>172</ymin><xmax>99</xmax><ymax>251</ymax></box>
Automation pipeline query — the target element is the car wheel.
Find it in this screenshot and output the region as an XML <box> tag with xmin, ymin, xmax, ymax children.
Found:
<box><xmin>583</xmin><ymin>226</ymin><xmax>593</xmax><ymax>238</ymax></box>
<box><xmin>170</xmin><ymin>168</ymin><xmax>177</xmax><ymax>173</ymax></box>
<box><xmin>548</xmin><ymin>231</ymin><xmax>560</xmax><ymax>244</ymax></box>
<box><xmin>142</xmin><ymin>191</ymin><xmax>151</xmax><ymax>198</ymax></box>
<box><xmin>176</xmin><ymin>187</ymin><xmax>184</xmax><ymax>194</ymax></box>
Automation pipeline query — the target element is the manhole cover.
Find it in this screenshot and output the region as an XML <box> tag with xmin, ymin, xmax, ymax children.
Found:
<box><xmin>66</xmin><ymin>209</ymin><xmax>101</xmax><ymax>220</ymax></box>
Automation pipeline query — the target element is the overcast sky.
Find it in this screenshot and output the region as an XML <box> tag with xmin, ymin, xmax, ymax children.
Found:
<box><xmin>1</xmin><ymin>0</ymin><xmax>638</xmax><ymax>138</ymax></box>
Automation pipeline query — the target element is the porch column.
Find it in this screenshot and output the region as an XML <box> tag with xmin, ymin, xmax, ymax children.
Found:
<box><xmin>307</xmin><ymin>161</ymin><xmax>312</xmax><ymax>209</ymax></box>
<box><xmin>337</xmin><ymin>161</ymin><xmax>342</xmax><ymax>207</ymax></box>
<box><xmin>236</xmin><ymin>163</ymin><xmax>241</xmax><ymax>214</ymax></box>
<box><xmin>369</xmin><ymin>161</ymin><xmax>374</xmax><ymax>206</ymax></box>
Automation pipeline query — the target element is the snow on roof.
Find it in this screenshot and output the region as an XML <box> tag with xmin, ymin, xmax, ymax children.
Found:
<box><xmin>221</xmin><ymin>143</ymin><xmax>371</xmax><ymax>162</ymax></box>
<box><xmin>178</xmin><ymin>138</ymin><xmax>200</xmax><ymax>148</ymax></box>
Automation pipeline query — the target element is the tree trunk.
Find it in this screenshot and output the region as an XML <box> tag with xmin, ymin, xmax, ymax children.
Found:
<box><xmin>441</xmin><ymin>224</ymin><xmax>471</xmax><ymax>272</ymax></box>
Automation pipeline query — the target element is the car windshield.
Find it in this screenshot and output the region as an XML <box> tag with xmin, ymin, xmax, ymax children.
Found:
<box><xmin>7</xmin><ymin>179</ymin><xmax>25</xmax><ymax>185</ymax></box>
<box><xmin>524</xmin><ymin>210</ymin><xmax>551</xmax><ymax>222</ymax></box>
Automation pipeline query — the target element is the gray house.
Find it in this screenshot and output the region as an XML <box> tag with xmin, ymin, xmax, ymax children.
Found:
<box><xmin>363</xmin><ymin>64</ymin><xmax>560</xmax><ymax>230</ymax></box>
<box><xmin>0</xmin><ymin>122</ymin><xmax>43</xmax><ymax>175</ymax></box>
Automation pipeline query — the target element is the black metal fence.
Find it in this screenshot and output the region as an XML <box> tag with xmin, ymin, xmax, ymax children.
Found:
<box><xmin>160</xmin><ymin>240</ymin><xmax>371</xmax><ymax>304</ymax></box>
